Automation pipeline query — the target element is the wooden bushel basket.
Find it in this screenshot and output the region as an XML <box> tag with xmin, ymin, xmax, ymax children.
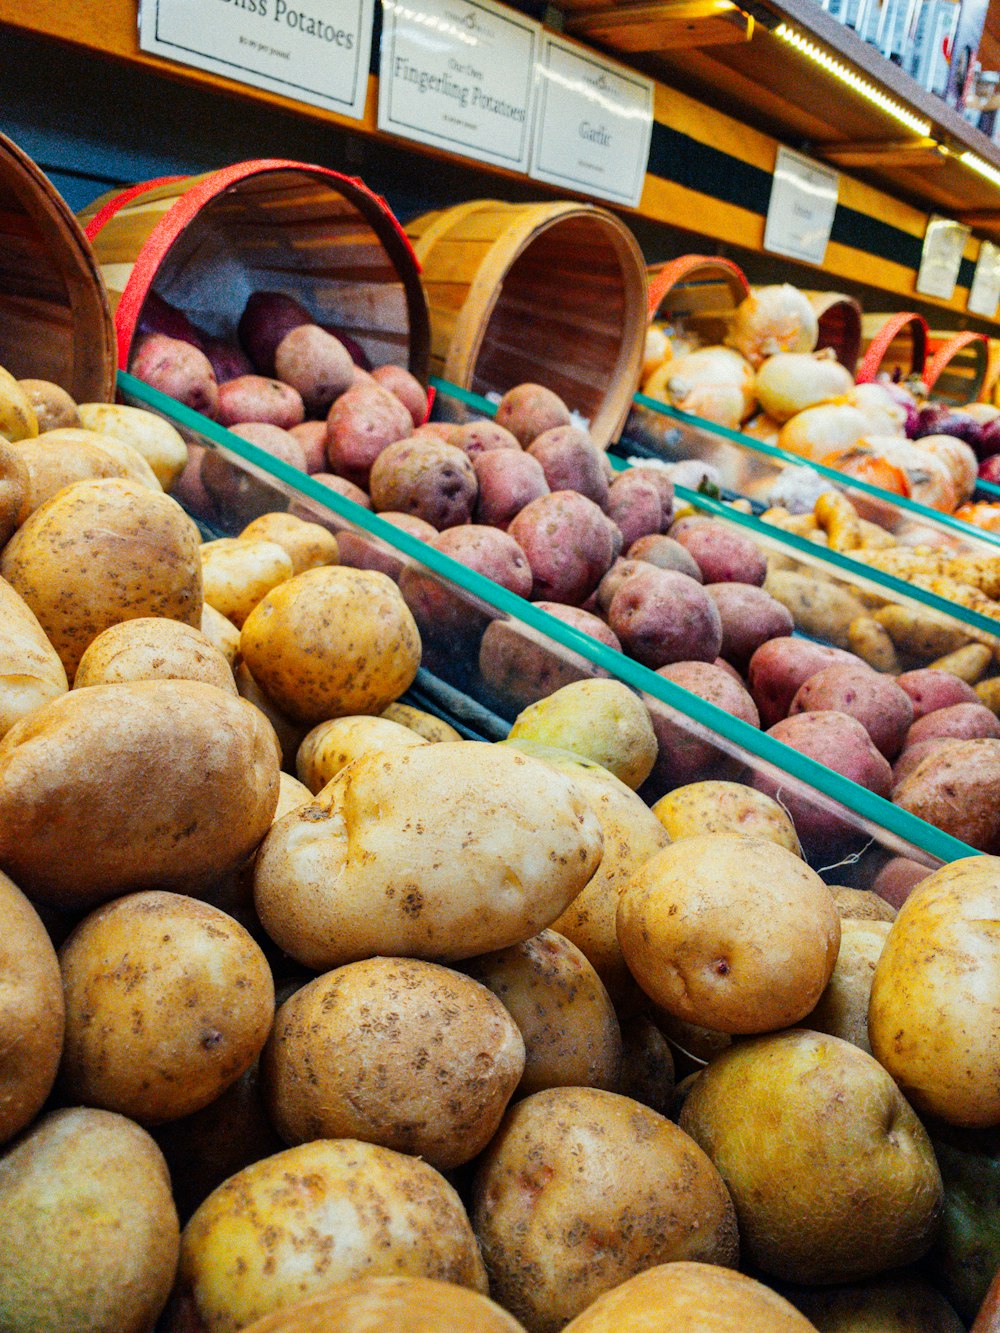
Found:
<box><xmin>407</xmin><ymin>200</ymin><xmax>648</xmax><ymax>450</ymax></box>
<box><xmin>806</xmin><ymin>291</ymin><xmax>862</xmax><ymax>373</ymax></box>
<box><xmin>857</xmin><ymin>312</ymin><xmax>929</xmax><ymax>386</ymax></box>
<box><xmin>924</xmin><ymin>330</ymin><xmax>989</xmax><ymax>406</ymax></box>
<box><xmin>0</xmin><ymin>132</ymin><xmax>115</xmax><ymax>402</ymax></box>
<box><xmin>78</xmin><ymin>160</ymin><xmax>430</xmax><ymax>381</ymax></box>
<box><xmin>647</xmin><ymin>254</ymin><xmax>749</xmax><ymax>346</ymax></box>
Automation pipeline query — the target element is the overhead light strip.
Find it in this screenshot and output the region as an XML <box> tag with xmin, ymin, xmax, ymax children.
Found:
<box><xmin>959</xmin><ymin>151</ymin><xmax>1000</xmax><ymax>189</ymax></box>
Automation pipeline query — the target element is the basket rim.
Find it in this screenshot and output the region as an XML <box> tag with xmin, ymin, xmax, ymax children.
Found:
<box><xmin>646</xmin><ymin>254</ymin><xmax>750</xmax><ymax>322</ymax></box>
<box><xmin>856</xmin><ymin>311</ymin><xmax>929</xmax><ymax>383</ymax></box>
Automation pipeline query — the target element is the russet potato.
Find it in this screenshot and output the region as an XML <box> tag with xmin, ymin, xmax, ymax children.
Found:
<box><xmin>0</xmin><ymin>575</ymin><xmax>67</xmax><ymax>741</ymax></box>
<box><xmin>73</xmin><ymin>616</ymin><xmax>236</xmax><ymax>693</ymax></box>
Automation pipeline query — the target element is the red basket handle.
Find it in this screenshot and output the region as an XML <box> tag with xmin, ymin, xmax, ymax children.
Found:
<box><xmin>647</xmin><ymin>255</ymin><xmax>750</xmax><ymax>322</ymax></box>
<box><xmin>923</xmin><ymin>330</ymin><xmax>989</xmax><ymax>393</ymax></box>
<box><xmin>856</xmin><ymin>312</ymin><xmax>929</xmax><ymax>383</ymax></box>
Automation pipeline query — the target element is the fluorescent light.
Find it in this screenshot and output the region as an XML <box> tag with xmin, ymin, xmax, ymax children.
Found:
<box><xmin>774</xmin><ymin>23</ymin><xmax>932</xmax><ymax>137</ymax></box>
<box><xmin>959</xmin><ymin>151</ymin><xmax>1000</xmax><ymax>189</ymax></box>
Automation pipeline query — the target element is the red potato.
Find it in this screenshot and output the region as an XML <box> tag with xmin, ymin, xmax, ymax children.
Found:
<box><xmin>509</xmin><ymin>491</ymin><xmax>618</xmax><ymax>605</ymax></box>
<box><xmin>400</xmin><ymin>526</ymin><xmax>532</xmax><ymax>644</ymax></box>
<box><xmin>335</xmin><ymin>511</ymin><xmax>436</xmax><ymax>584</ymax></box>
<box><xmin>479</xmin><ymin>608</ymin><xmax>617</xmax><ymax>710</ymax></box>
<box><xmin>495</xmin><ymin>383</ymin><xmax>572</xmax><ymax>446</ymax></box>
<box><xmin>892</xmin><ymin>738</ymin><xmax>951</xmax><ymax>788</ymax></box>
<box><xmin>892</xmin><ymin>737</ymin><xmax>1000</xmax><ymax>850</ymax></box>
<box><xmin>326</xmin><ymin>383</ymin><xmax>413</xmax><ymax>489</ymax></box>
<box><xmin>474</xmin><ymin>450</ymin><xmax>549</xmax><ymax>529</ymax></box>
<box><xmin>904</xmin><ymin>700</ymin><xmax>1000</xmax><ymax>748</ymax></box>
<box><xmin>596</xmin><ymin>559</ymin><xmax>645</xmax><ymax>616</ymax></box>
<box><xmin>371</xmin><ymin>364</ymin><xmax>429</xmax><ymax>427</ymax></box>
<box><xmin>605</xmin><ymin>473</ymin><xmax>666</xmax><ymax>548</ymax></box>
<box><xmin>171</xmin><ymin>444</ymin><xmax>217</xmax><ymax>522</ymax></box>
<box><xmin>202</xmin><ymin>338</ymin><xmax>254</xmax><ymax>385</ymax></box>
<box><xmin>137</xmin><ymin>291</ymin><xmax>206</xmax><ymax>349</ymax></box>
<box><xmin>289</xmin><ymin>422</ymin><xmax>328</xmax><ymax>474</ymax></box>
<box><xmin>672</xmin><ymin>518</ymin><xmax>767</xmax><ymax>586</ymax></box>
<box><xmin>369</xmin><ymin>437</ymin><xmax>478</xmax><ymax>530</ymax></box>
<box><xmin>238</xmin><ymin>291</ymin><xmax>312</xmax><ymax>375</ymax></box>
<box><xmin>217</xmin><ymin>376</ymin><xmax>305</xmax><ymax>431</ymax></box>
<box><xmin>790</xmin><ymin>662</ymin><xmax>914</xmax><ymax>760</ymax></box>
<box><xmin>707</xmin><ymin>583</ymin><xmax>794</xmax><ymax>674</ymax></box>
<box><xmin>536</xmin><ymin>602</ymin><xmax>622</xmax><ymax>652</ymax></box>
<box><xmin>129</xmin><ymin>334</ymin><xmax>219</xmax><ymax>419</ymax></box>
<box><xmin>527</xmin><ymin>427</ymin><xmax>609</xmax><ymax>508</ymax></box>
<box><xmin>627</xmin><ymin>534</ymin><xmax>702</xmax><ymax>582</ymax></box>
<box><xmin>451</xmin><ymin>420</ymin><xmax>522</xmax><ymax>459</ymax></box>
<box><xmin>645</xmin><ymin>660</ymin><xmax>759</xmax><ymax>788</ymax></box>
<box><xmin>201</xmin><ymin>424</ymin><xmax>306</xmax><ymax>524</ymax></box>
<box><xmin>870</xmin><ymin>856</ymin><xmax>932</xmax><ymax>909</ymax></box>
<box><xmin>896</xmin><ymin>668</ymin><xmax>979</xmax><ymax>718</ymax></box>
<box><xmin>307</xmin><ymin>473</ymin><xmax>373</xmax><ymax>510</ymax></box>
<box><xmin>748</xmin><ymin>637</ymin><xmax>858</xmax><ymax>728</ymax></box>
<box><xmin>274</xmin><ymin>325</ymin><xmax>355</xmax><ymax>416</ymax></box>
<box><xmin>608</xmin><ymin>567</ymin><xmax>723</xmax><ymax>668</ymax></box>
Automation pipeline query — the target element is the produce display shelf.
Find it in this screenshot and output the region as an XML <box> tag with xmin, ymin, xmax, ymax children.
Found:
<box><xmin>118</xmin><ymin>369</ymin><xmax>979</xmax><ymax>877</ymax></box>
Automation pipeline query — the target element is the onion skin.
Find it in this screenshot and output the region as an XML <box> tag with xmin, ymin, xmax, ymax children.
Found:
<box><xmin>756</xmin><ymin>352</ymin><xmax>853</xmax><ymax>423</ymax></box>
<box><xmin>726</xmin><ymin>285</ymin><xmax>818</xmax><ymax>368</ymax></box>
<box><xmin>654</xmin><ymin>346</ymin><xmax>756</xmax><ymax>428</ymax></box>
<box><xmin>914</xmin><ymin>405</ymin><xmax>984</xmax><ymax>453</ymax></box>
<box><xmin>978</xmin><ymin>453</ymin><xmax>1000</xmax><ymax>485</ymax></box>
<box><xmin>778</xmin><ymin>404</ymin><xmax>870</xmax><ymax>462</ymax></box>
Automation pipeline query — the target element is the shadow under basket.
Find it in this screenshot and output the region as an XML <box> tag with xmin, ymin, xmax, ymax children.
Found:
<box><xmin>0</xmin><ymin>131</ymin><xmax>115</xmax><ymax>402</ymax></box>
<box><xmin>406</xmin><ymin>200</ymin><xmax>648</xmax><ymax>449</ymax></box>
<box><xmin>78</xmin><ymin>159</ymin><xmax>430</xmax><ymax>381</ymax></box>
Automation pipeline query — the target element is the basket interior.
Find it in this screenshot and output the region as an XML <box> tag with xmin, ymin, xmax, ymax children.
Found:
<box><xmin>650</xmin><ymin>269</ymin><xmax>745</xmax><ymax>347</ymax></box>
<box><xmin>928</xmin><ymin>341</ymin><xmax>987</xmax><ymax>405</ymax></box>
<box><xmin>814</xmin><ymin>300</ymin><xmax>861</xmax><ymax>372</ymax></box>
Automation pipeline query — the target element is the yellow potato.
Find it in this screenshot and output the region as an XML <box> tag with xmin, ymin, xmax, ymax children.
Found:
<box><xmin>262</xmin><ymin>957</ymin><xmax>524</xmax><ymax>1168</ymax></box>
<box><xmin>790</xmin><ymin>1273</ymin><xmax>964</xmax><ymax>1332</ymax></box>
<box><xmin>0</xmin><ymin>365</ymin><xmax>39</xmax><ymax>442</ymax></box>
<box><xmin>0</xmin><ymin>478</ymin><xmax>203</xmax><ymax>677</ymax></box>
<box><xmin>0</xmin><ymin>438</ymin><xmax>28</xmax><ymax>545</ymax></box>
<box><xmin>200</xmin><ymin>602</ymin><xmax>240</xmax><ymax>667</ymax></box>
<box><xmin>15</xmin><ymin>434</ymin><xmax>133</xmax><ymax>515</ymax></box>
<box><xmin>274</xmin><ymin>771</ymin><xmax>313</xmax><ymax>821</ymax></box>
<box><xmin>381</xmin><ymin>700</ymin><xmax>462</xmax><ymax>742</ymax></box>
<box><xmin>234</xmin><ymin>662</ymin><xmax>308</xmax><ymax>769</ymax></box>
<box><xmin>869</xmin><ymin>855</ymin><xmax>1000</xmax><ymax>1128</ymax></box>
<box><xmin>651</xmin><ymin>780</ymin><xmax>801</xmax><ymax>855</ymax></box>
<box><xmin>18</xmin><ymin>379</ymin><xmax>80</xmax><ymax>432</ymax></box>
<box><xmin>296</xmin><ymin>714</ymin><xmax>428</xmax><ymax>792</ymax></box>
<box><xmin>60</xmin><ymin>890</ymin><xmax>274</xmax><ymax>1124</ymax></box>
<box><xmin>201</xmin><ymin>537</ymin><xmax>294</xmax><ymax>629</ymax></box>
<box><xmin>830</xmin><ymin>885</ymin><xmax>897</xmax><ymax>921</ymax></box>
<box><xmin>33</xmin><ymin>426</ymin><xmax>161</xmax><ymax>490</ymax></box>
<box><xmin>240</xmin><ymin>511</ymin><xmax>338</xmax><ymax>575</ymax></box>
<box><xmin>74</xmin><ymin>616</ymin><xmax>236</xmax><ymax>693</ymax></box>
<box><xmin>78</xmin><ymin>402</ymin><xmax>187</xmax><ymax>490</ymax></box>
<box><xmin>168</xmin><ymin>1140</ymin><xmax>487</xmax><ymax>1332</ymax></box>
<box><xmin>618</xmin><ymin>1014</ymin><xmax>675</xmax><ymax>1117</ymax></box>
<box><xmin>241</xmin><ymin>565</ymin><xmax>422</xmax><ymax>725</ymax></box>
<box><xmin>253</xmin><ymin>742</ymin><xmax>603</xmax><ymax>970</ymax></box>
<box><xmin>617</xmin><ymin>834</ymin><xmax>839</xmax><ymax>1033</ymax></box>
<box><xmin>238</xmin><ymin>1277</ymin><xmax>526</xmax><ymax>1333</ymax></box>
<box><xmin>0</xmin><ymin>575</ymin><xmax>67</xmax><ymax>741</ymax></box>
<box><xmin>801</xmin><ymin>917</ymin><xmax>891</xmax><ymax>1053</ymax></box>
<box><xmin>463</xmin><ymin>929</ymin><xmax>621</xmax><ymax>1096</ymax></box>
<box><xmin>764</xmin><ymin>569</ymin><xmax>867</xmax><ymax>649</ymax></box>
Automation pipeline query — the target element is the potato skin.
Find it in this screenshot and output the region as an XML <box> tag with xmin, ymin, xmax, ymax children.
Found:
<box><xmin>78</xmin><ymin>402</ymin><xmax>187</xmax><ymax>490</ymax></box>
<box><xmin>0</xmin><ymin>1107</ymin><xmax>180</xmax><ymax>1333</ymax></box>
<box><xmin>453</xmin><ymin>419</ymin><xmax>521</xmax><ymax>458</ymax></box>
<box><xmin>296</xmin><ymin>714</ymin><xmax>427</xmax><ymax>792</ymax></box>
<box><xmin>605</xmin><ymin>471</ymin><xmax>669</xmax><ymax>548</ymax></box>
<box><xmin>15</xmin><ymin>433</ymin><xmax>135</xmax><ymax>514</ymax></box>
<box><xmin>239</xmin><ymin>512</ymin><xmax>338</xmax><ymax>575</ymax></box>
<box><xmin>0</xmin><ymin>679</ymin><xmax>280</xmax><ymax>910</ymax></box>
<box><xmin>0</xmin><ymin>575</ymin><xmax>67</xmax><ymax>740</ymax></box>
<box><xmin>645</xmin><ymin>660</ymin><xmax>759</xmax><ymax>788</ymax></box>
<box><xmin>0</xmin><ymin>477</ymin><xmax>203</xmax><ymax>677</ymax></box>
<box><xmin>20</xmin><ymin>379</ymin><xmax>80</xmax><ymax>432</ymax></box>
<box><xmin>472</xmin><ymin>1087</ymin><xmax>739</xmax><ymax>1332</ymax></box>
<box><xmin>399</xmin><ymin>524</ymin><xmax>532</xmax><ymax>644</ymax></box>
<box><xmin>371</xmin><ymin>364</ymin><xmax>428</xmax><ymax>426</ymax></box>
<box><xmin>479</xmin><ymin>609</ymin><xmax>616</xmax><ymax>711</ymax></box>
<box><xmin>253</xmin><ymin>742</ymin><xmax>603</xmax><ymax>970</ymax></box>
<box><xmin>262</xmin><ymin>957</ymin><xmax>524</xmax><ymax>1168</ymax></box>
<box><xmin>217</xmin><ymin>375</ymin><xmax>305</xmax><ymax>430</ymax></box>
<box><xmin>869</xmin><ymin>855</ymin><xmax>1000</xmax><ymax>1128</ymax></box>
<box><xmin>326</xmin><ymin>383</ymin><xmax>412</xmax><ymax>488</ymax></box>
<box><xmin>748</xmin><ymin>637</ymin><xmax>856</xmax><ymax>728</ymax></box>
<box><xmin>790</xmin><ymin>662</ymin><xmax>914</xmax><ymax>760</ymax></box>
<box><xmin>370</xmin><ymin>437</ymin><xmax>478</xmax><ymax>530</ymax></box>
<box><xmin>897</xmin><ymin>668</ymin><xmax>979</xmax><ymax>719</ymax></box>
<box><xmin>528</xmin><ymin>426</ymin><xmax>608</xmax><ymax>507</ymax></box>
<box><xmin>240</xmin><ymin>565</ymin><xmax>421</xmax><ymax>725</ymax></box>
<box><xmin>0</xmin><ymin>870</ymin><xmax>64</xmax><ymax>1145</ymax></box>
<box><xmin>473</xmin><ymin>449</ymin><xmax>549</xmax><ymax>528</ymax></box>
<box><xmin>274</xmin><ymin>325</ymin><xmax>354</xmax><ymax>415</ymax></box>
<box><xmin>906</xmin><ymin>701</ymin><xmax>1000</xmax><ymax>747</ymax></box>
<box><xmin>651</xmin><ymin>780</ymin><xmax>801</xmax><ymax>855</ymax></box>
<box><xmin>201</xmin><ymin>537</ymin><xmax>295</xmax><ymax>629</ymax></box>
<box><xmin>708</xmin><ymin>582</ymin><xmax>794</xmax><ymax>673</ymax></box>
<box><xmin>60</xmin><ymin>890</ymin><xmax>275</xmax><ymax>1124</ymax></box>
<box><xmin>130</xmin><ymin>332</ymin><xmax>219</xmax><ymax>418</ymax></box>
<box><xmin>609</xmin><ymin>567</ymin><xmax>722</xmax><ymax>668</ymax></box>
<box><xmin>674</xmin><ymin>519</ymin><xmax>767</xmax><ymax>585</ymax></box>
<box><xmin>381</xmin><ymin>701</ymin><xmax>461</xmax><ymax>742</ymax></box>
<box><xmin>168</xmin><ymin>1139</ymin><xmax>487</xmax><ymax>1333</ymax></box>
<box><xmin>0</xmin><ymin>438</ymin><xmax>28</xmax><ymax>545</ymax></box>
<box><xmin>200</xmin><ymin>603</ymin><xmax>240</xmax><ymax>667</ymax></box>
<box><xmin>74</xmin><ymin>616</ymin><xmax>236</xmax><ymax>693</ymax></box>
<box><xmin>495</xmin><ymin>382</ymin><xmax>571</xmax><ymax>446</ymax></box>
<box><xmin>510</xmin><ymin>490</ymin><xmax>618</xmax><ymax>604</ymax></box>
<box><xmin>237</xmin><ymin>1277</ymin><xmax>526</xmax><ymax>1333</ymax></box>
<box><xmin>892</xmin><ymin>738</ymin><xmax>1000</xmax><ymax>851</ymax></box>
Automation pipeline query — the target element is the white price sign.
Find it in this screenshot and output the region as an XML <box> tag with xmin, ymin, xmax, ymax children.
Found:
<box><xmin>968</xmin><ymin>239</ymin><xmax>1000</xmax><ymax>318</ymax></box>
<box><xmin>529</xmin><ymin>35</ymin><xmax>653</xmax><ymax>208</ymax></box>
<box><xmin>139</xmin><ymin>0</ymin><xmax>374</xmax><ymax>119</ymax></box>
<box><xmin>916</xmin><ymin>215</ymin><xmax>971</xmax><ymax>300</ymax></box>
<box><xmin>378</xmin><ymin>0</ymin><xmax>539</xmax><ymax>171</ymax></box>
<box><xmin>763</xmin><ymin>146</ymin><xmax>839</xmax><ymax>266</ymax></box>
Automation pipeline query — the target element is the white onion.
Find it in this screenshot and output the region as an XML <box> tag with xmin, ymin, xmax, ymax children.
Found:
<box><xmin>962</xmin><ymin>403</ymin><xmax>1000</xmax><ymax>424</ymax></box>
<box><xmin>848</xmin><ymin>383</ymin><xmax>907</xmax><ymax>436</ymax></box>
<box><xmin>742</xmin><ymin>412</ymin><xmax>782</xmax><ymax>444</ymax></box>
<box><xmin>911</xmin><ymin>434</ymin><xmax>978</xmax><ymax>504</ymax></box>
<box><xmin>726</xmin><ymin>285</ymin><xmax>819</xmax><ymax>368</ymax></box>
<box><xmin>866</xmin><ymin>437</ymin><xmax>957</xmax><ymax>512</ymax></box>
<box><xmin>646</xmin><ymin>346</ymin><xmax>757</xmax><ymax>429</ymax></box>
<box><xmin>756</xmin><ymin>351</ymin><xmax>854</xmax><ymax>423</ymax></box>
<box><xmin>777</xmin><ymin>404</ymin><xmax>871</xmax><ymax>462</ymax></box>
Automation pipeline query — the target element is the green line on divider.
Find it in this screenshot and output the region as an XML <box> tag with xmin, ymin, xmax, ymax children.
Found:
<box><xmin>118</xmin><ymin>369</ymin><xmax>978</xmax><ymax>867</ymax></box>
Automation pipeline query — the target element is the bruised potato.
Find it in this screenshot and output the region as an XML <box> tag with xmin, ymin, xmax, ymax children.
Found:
<box><xmin>74</xmin><ymin>617</ymin><xmax>236</xmax><ymax>693</ymax></box>
<box><xmin>200</xmin><ymin>538</ymin><xmax>295</xmax><ymax>629</ymax></box>
<box><xmin>0</xmin><ymin>575</ymin><xmax>68</xmax><ymax>741</ymax></box>
<box><xmin>239</xmin><ymin>512</ymin><xmax>338</xmax><ymax>574</ymax></box>
<box><xmin>296</xmin><ymin>714</ymin><xmax>427</xmax><ymax>792</ymax></box>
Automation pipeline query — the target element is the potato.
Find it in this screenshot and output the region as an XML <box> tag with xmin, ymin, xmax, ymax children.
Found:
<box><xmin>296</xmin><ymin>713</ymin><xmax>427</xmax><ymax>792</ymax></box>
<box><xmin>748</xmin><ymin>636</ymin><xmax>858</xmax><ymax>728</ymax></box>
<box><xmin>253</xmin><ymin>742</ymin><xmax>602</xmax><ymax>970</ymax></box>
<box><xmin>452</xmin><ymin>419</ymin><xmax>521</xmax><ymax>458</ymax></box>
<box><xmin>369</xmin><ymin>436</ymin><xmax>477</xmax><ymax>529</ymax></box>
<box><xmin>203</xmin><ymin>424</ymin><xmax>307</xmax><ymax>525</ymax></box>
<box><xmin>848</xmin><ymin>614</ymin><xmax>902</xmax><ymax>673</ymax></box>
<box><xmin>201</xmin><ymin>602</ymin><xmax>240</xmax><ymax>667</ymax></box>
<box><xmin>789</xmin><ymin>1273</ymin><xmax>965</xmax><ymax>1333</ymax></box>
<box><xmin>645</xmin><ymin>660</ymin><xmax>759</xmax><ymax>787</ymax></box>
<box><xmin>334</xmin><ymin>511</ymin><xmax>434</xmax><ymax>582</ymax></box>
<box><xmin>764</xmin><ymin>569</ymin><xmax>868</xmax><ymax>648</ymax></box>
<box><xmin>473</xmin><ymin>448</ymin><xmax>549</xmax><ymax>528</ymax></box>
<box><xmin>626</xmin><ymin>532</ymin><xmax>700</xmax><ymax>578</ymax></box>
<box><xmin>679</xmin><ymin>1030</ymin><xmax>943</xmax><ymax>1284</ymax></box>
<box><xmin>201</xmin><ymin>537</ymin><xmax>295</xmax><ymax>628</ymax></box>
<box><xmin>399</xmin><ymin>524</ymin><xmax>531</xmax><ymax>645</ymax></box>
<box><xmin>790</xmin><ymin>661</ymin><xmax>913</xmax><ymax>760</ymax></box>
<box><xmin>74</xmin><ymin>617</ymin><xmax>234</xmax><ymax>694</ymax></box>
<box><xmin>0</xmin><ymin>679</ymin><xmax>280</xmax><ymax>910</ymax></box>
<box><xmin>898</xmin><ymin>733</ymin><xmax>1000</xmax><ymax>848</ymax></box>
<box><xmin>19</xmin><ymin>378</ymin><xmax>80</xmax><ymax>432</ymax></box>
<box><xmin>906</xmin><ymin>700</ymin><xmax>1000</xmax><ymax>747</ymax></box>
<box><xmin>237</xmin><ymin>1277</ymin><xmax>526</xmax><ymax>1333</ymax></box>
<box><xmin>472</xmin><ymin>1086</ymin><xmax>739</xmax><ymax>1331</ymax></box>
<box><xmin>371</xmin><ymin>363</ymin><xmax>429</xmax><ymax>426</ymax></box>
<box><xmin>495</xmin><ymin>382</ymin><xmax>572</xmax><ymax>445</ymax></box>
<box><xmin>606</xmin><ymin>469</ymin><xmax>675</xmax><ymax>548</ymax></box>
<box><xmin>618</xmin><ymin>834</ymin><xmax>839</xmax><ymax>1032</ymax></box>
<box><xmin>0</xmin><ymin>478</ymin><xmax>203</xmax><ymax>677</ymax></box>
<box><xmin>527</xmin><ymin>426</ymin><xmax>608</xmax><ymax>506</ymax></box>
<box><xmin>262</xmin><ymin>957</ymin><xmax>523</xmax><ymax>1167</ymax></box>
<box><xmin>897</xmin><ymin>667</ymin><xmax>980</xmax><ymax>717</ymax></box>
<box><xmin>830</xmin><ymin>885</ymin><xmax>897</xmax><ymax>920</ymax></box>
<box><xmin>231</xmin><ymin>663</ymin><xmax>309</xmax><ymax>769</ymax></box>
<box><xmin>300</xmin><ymin>470</ymin><xmax>372</xmax><ymax>514</ymax></box>
<box><xmin>0</xmin><ymin>575</ymin><xmax>68</xmax><ymax>741</ymax></box>
<box><xmin>168</xmin><ymin>1139</ymin><xmax>486</xmax><ymax>1331</ymax></box>
<box><xmin>15</xmin><ymin>431</ymin><xmax>152</xmax><ymax>516</ymax></box>
<box><xmin>479</xmin><ymin>611</ymin><xmax>616</xmax><ymax>711</ymax></box>
<box><xmin>707</xmin><ymin>582</ymin><xmax>794</xmax><ymax>673</ymax></box>
<box><xmin>508</xmin><ymin>678</ymin><xmax>657</xmax><ymax>789</ymax></box>
<box><xmin>78</xmin><ymin>402</ymin><xmax>188</xmax><ymax>489</ymax></box>
<box><xmin>217</xmin><ymin>375</ymin><xmax>305</xmax><ymax>430</ymax></box>
<box><xmin>874</xmin><ymin>605</ymin><xmax>972</xmax><ymax>661</ymax></box>
<box><xmin>173</xmin><ymin>443</ymin><xmax>217</xmax><ymax>521</ymax></box>
<box><xmin>801</xmin><ymin>916</ymin><xmax>889</xmax><ymax>1054</ymax></box>
<box><xmin>326</xmin><ymin>382</ymin><xmax>413</xmax><ymax>488</ymax></box>
<box><xmin>0</xmin><ymin>438</ymin><xmax>28</xmax><ymax>544</ymax></box>
<box><xmin>130</xmin><ymin>332</ymin><xmax>219</xmax><ymax>417</ymax></box>
<box><xmin>380</xmin><ymin>701</ymin><xmax>462</xmax><ymax>742</ymax></box>
<box><xmin>930</xmin><ymin>641</ymin><xmax>993</xmax><ymax>684</ymax></box>
<box><xmin>274</xmin><ymin>325</ymin><xmax>355</xmax><ymax>415</ymax></box>
<box><xmin>0</xmin><ymin>870</ymin><xmax>63</xmax><ymax>1145</ymax></box>
<box><xmin>618</xmin><ymin>1014</ymin><xmax>675</xmax><ymax>1117</ymax></box>
<box><xmin>563</xmin><ymin>1263</ymin><xmax>820</xmax><ymax>1332</ymax></box>
<box><xmin>509</xmin><ymin>491</ymin><xmax>618</xmax><ymax>604</ymax></box>
<box><xmin>240</xmin><ymin>565</ymin><xmax>421</xmax><ymax>724</ymax></box>
<box><xmin>463</xmin><ymin>928</ymin><xmax>621</xmax><ymax>1095</ymax></box>
<box><xmin>0</xmin><ymin>1107</ymin><xmax>180</xmax><ymax>1333</ymax></box>
<box><xmin>595</xmin><ymin>558</ymin><xmax>646</xmax><ymax>615</ymax></box>
<box><xmin>651</xmin><ymin>780</ymin><xmax>801</xmax><ymax>854</ymax></box>
<box><xmin>609</xmin><ymin>567</ymin><xmax>722</xmax><ymax>667</ymax></box>
<box><xmin>239</xmin><ymin>512</ymin><xmax>338</xmax><ymax>575</ymax></box>
<box><xmin>60</xmin><ymin>890</ymin><xmax>274</xmax><ymax>1123</ymax></box>
<box><xmin>672</xmin><ymin>519</ymin><xmax>767</xmax><ymax>586</ymax></box>
<box><xmin>203</xmin><ymin>337</ymin><xmax>254</xmax><ymax>385</ymax></box>
<box><xmin>288</xmin><ymin>420</ymin><xmax>328</xmax><ymax>473</ymax></box>
<box><xmin>237</xmin><ymin>291</ymin><xmax>312</xmax><ymax>374</ymax></box>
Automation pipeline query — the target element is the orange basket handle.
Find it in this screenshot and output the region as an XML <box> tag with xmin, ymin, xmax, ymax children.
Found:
<box><xmin>856</xmin><ymin>312</ymin><xmax>929</xmax><ymax>383</ymax></box>
<box><xmin>646</xmin><ymin>255</ymin><xmax>750</xmax><ymax>322</ymax></box>
<box><xmin>923</xmin><ymin>330</ymin><xmax>989</xmax><ymax>392</ymax></box>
